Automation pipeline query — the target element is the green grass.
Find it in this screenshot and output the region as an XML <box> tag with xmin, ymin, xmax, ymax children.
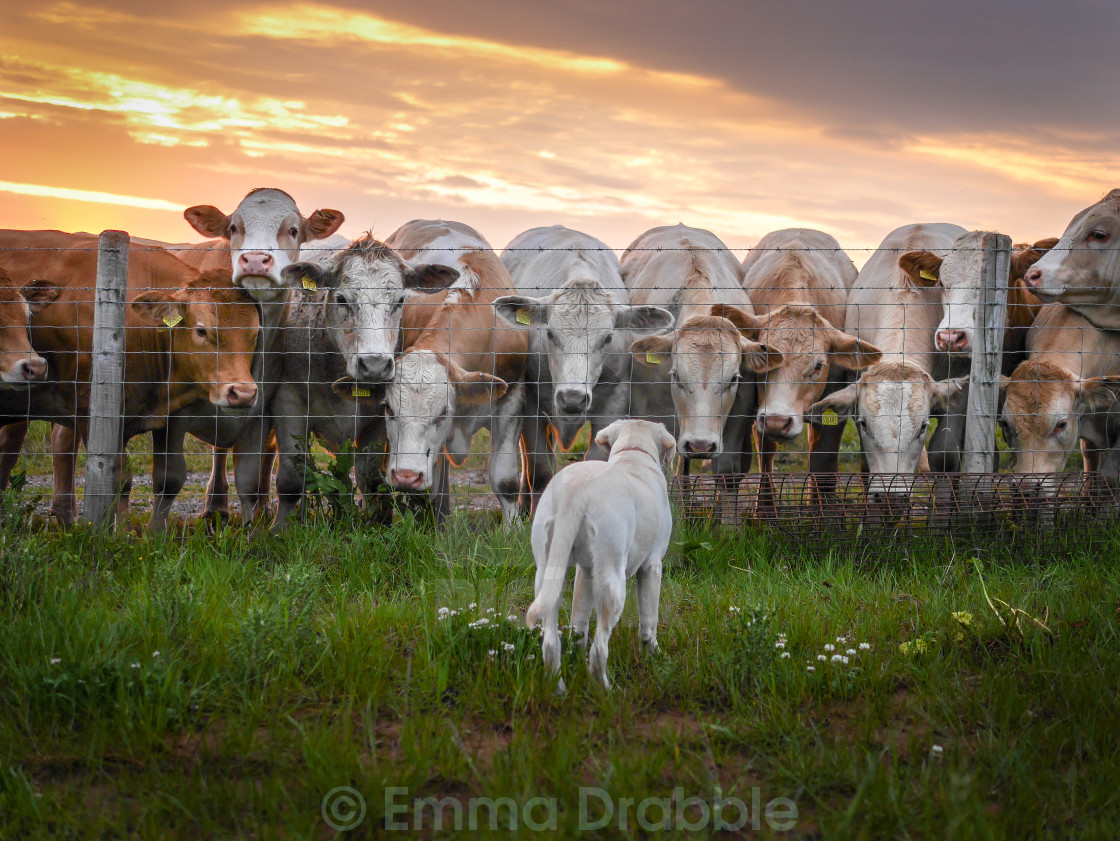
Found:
<box><xmin>0</xmin><ymin>500</ymin><xmax>1118</xmax><ymax>839</ymax></box>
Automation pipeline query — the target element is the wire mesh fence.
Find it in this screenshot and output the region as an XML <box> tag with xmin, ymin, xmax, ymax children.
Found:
<box><xmin>1</xmin><ymin>188</ymin><xmax>1118</xmax><ymax>554</ymax></box>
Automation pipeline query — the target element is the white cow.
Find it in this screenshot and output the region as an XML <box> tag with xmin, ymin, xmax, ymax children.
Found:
<box><xmin>623</xmin><ymin>225</ymin><xmax>781</xmax><ymax>476</ymax></box>
<box><xmin>494</xmin><ymin>225</ymin><xmax>673</xmax><ymax>509</ymax></box>
<box><xmin>810</xmin><ymin>223</ymin><xmax>966</xmax><ymax>504</ymax></box>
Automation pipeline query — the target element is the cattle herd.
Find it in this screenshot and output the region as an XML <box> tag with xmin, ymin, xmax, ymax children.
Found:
<box><xmin>1</xmin><ymin>186</ymin><xmax>1120</xmax><ymax>531</ymax></box>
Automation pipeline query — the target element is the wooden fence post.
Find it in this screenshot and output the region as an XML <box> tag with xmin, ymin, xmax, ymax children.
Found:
<box><xmin>83</xmin><ymin>230</ymin><xmax>129</xmax><ymax>528</ymax></box>
<box><xmin>962</xmin><ymin>232</ymin><xmax>1011</xmax><ymax>475</ymax></box>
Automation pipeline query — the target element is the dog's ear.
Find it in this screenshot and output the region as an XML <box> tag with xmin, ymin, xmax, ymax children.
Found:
<box><xmin>658</xmin><ymin>424</ymin><xmax>677</xmax><ymax>462</ymax></box>
<box><xmin>594</xmin><ymin>419</ymin><xmax>624</xmax><ymax>455</ymax></box>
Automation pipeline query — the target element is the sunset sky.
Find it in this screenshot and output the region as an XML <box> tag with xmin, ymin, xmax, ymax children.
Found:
<box><xmin>1</xmin><ymin>0</ymin><xmax>1117</xmax><ymax>259</ymax></box>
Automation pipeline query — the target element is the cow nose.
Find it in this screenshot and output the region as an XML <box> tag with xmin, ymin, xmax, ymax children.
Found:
<box><xmin>355</xmin><ymin>354</ymin><xmax>394</xmax><ymax>383</ymax></box>
<box><xmin>391</xmin><ymin>469</ymin><xmax>424</xmax><ymax>490</ymax></box>
<box><xmin>758</xmin><ymin>413</ymin><xmax>795</xmax><ymax>438</ymax></box>
<box><xmin>20</xmin><ymin>356</ymin><xmax>47</xmax><ymax>381</ymax></box>
<box><xmin>225</xmin><ymin>382</ymin><xmax>258</xmax><ymax>408</ymax></box>
<box><xmin>680</xmin><ymin>438</ymin><xmax>718</xmax><ymax>457</ymax></box>
<box><xmin>238</xmin><ymin>251</ymin><xmax>274</xmax><ymax>275</ymax></box>
<box><xmin>1023</xmin><ymin>266</ymin><xmax>1042</xmax><ymax>289</ymax></box>
<box><xmin>555</xmin><ymin>387</ymin><xmax>590</xmax><ymax>416</ymax></box>
<box><xmin>936</xmin><ymin>330</ymin><xmax>969</xmax><ymax>352</ymax></box>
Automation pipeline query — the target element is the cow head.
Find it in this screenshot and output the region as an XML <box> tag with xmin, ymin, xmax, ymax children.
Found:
<box><xmin>748</xmin><ymin>303</ymin><xmax>881</xmax><ymax>441</ymax></box>
<box><xmin>809</xmin><ymin>360</ymin><xmax>962</xmax><ymax>505</ymax></box>
<box><xmin>1022</xmin><ymin>189</ymin><xmax>1120</xmax><ymax>314</ymax></box>
<box><xmin>183</xmin><ymin>188</ymin><xmax>344</xmax><ymax>302</ymax></box>
<box><xmin>131</xmin><ymin>270</ymin><xmax>260</xmax><ymax>409</ymax></box>
<box><xmin>0</xmin><ymin>272</ymin><xmax>58</xmax><ymax>387</ymax></box>
<box><xmin>999</xmin><ymin>359</ymin><xmax>1120</xmax><ymax>498</ymax></box>
<box><xmin>631</xmin><ymin>310</ymin><xmax>782</xmax><ymax>458</ymax></box>
<box><xmin>494</xmin><ymin>279</ymin><xmax>673</xmax><ymax>436</ymax></box>
<box><xmin>900</xmin><ymin>233</ymin><xmax>1056</xmax><ymax>356</ymax></box>
<box><xmin>282</xmin><ymin>234</ymin><xmax>459</xmax><ymax>385</ymax></box>
<box><xmin>385</xmin><ymin>350</ymin><xmax>507</xmax><ymax>491</ymax></box>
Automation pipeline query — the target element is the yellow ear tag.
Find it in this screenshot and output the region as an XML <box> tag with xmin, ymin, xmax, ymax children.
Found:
<box><xmin>646</xmin><ymin>352</ymin><xmax>661</xmax><ymax>365</ymax></box>
<box><xmin>515</xmin><ymin>308</ymin><xmax>531</xmax><ymax>325</ymax></box>
<box><xmin>162</xmin><ymin>314</ymin><xmax>182</xmax><ymax>328</ymax></box>
<box><xmin>822</xmin><ymin>408</ymin><xmax>839</xmax><ymax>426</ymax></box>
<box><xmin>352</xmin><ymin>386</ymin><xmax>371</xmax><ymax>398</ymax></box>
<box><xmin>919</xmin><ymin>269</ymin><xmax>938</xmax><ymax>282</ymax></box>
<box><xmin>302</xmin><ymin>277</ymin><xmax>318</xmax><ymax>291</ymax></box>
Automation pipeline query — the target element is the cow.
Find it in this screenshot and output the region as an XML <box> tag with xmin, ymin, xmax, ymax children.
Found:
<box><xmin>268</xmin><ymin>234</ymin><xmax>460</xmax><ymax>530</ymax></box>
<box><xmin>998</xmin><ymin>303</ymin><xmax>1120</xmax><ymax>499</ymax></box>
<box><xmin>809</xmin><ymin>223</ymin><xmax>967</xmax><ymax>505</ymax></box>
<box><xmin>0</xmin><ymin>267</ymin><xmax>56</xmax><ymax>386</ymax></box>
<box><xmin>493</xmin><ymin>225</ymin><xmax>674</xmax><ymax>510</ymax></box>
<box><xmin>0</xmin><ymin>229</ymin><xmax>245</xmax><ymax>521</ymax></box>
<box><xmin>740</xmin><ymin>229</ymin><xmax>880</xmax><ymax>503</ymax></box>
<box><xmin>147</xmin><ymin>189</ymin><xmax>345</xmax><ymax>531</ymax></box>
<box><xmin>1023</xmin><ymin>189</ymin><xmax>1120</xmax><ymax>330</ymax></box>
<box><xmin>622</xmin><ymin>225</ymin><xmax>782</xmax><ymax>482</ymax></box>
<box><xmin>897</xmin><ymin>233</ymin><xmax>1056</xmax><ymax>372</ymax></box>
<box><xmin>383</xmin><ymin>220</ymin><xmax>528</xmax><ymax>523</ymax></box>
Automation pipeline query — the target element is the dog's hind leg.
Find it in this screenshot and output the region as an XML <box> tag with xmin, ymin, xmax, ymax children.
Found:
<box><xmin>635</xmin><ymin>555</ymin><xmax>663</xmax><ymax>652</ymax></box>
<box><xmin>588</xmin><ymin>567</ymin><xmax>626</xmax><ymax>690</ymax></box>
<box><xmin>570</xmin><ymin>565</ymin><xmax>593</xmax><ymax>648</ymax></box>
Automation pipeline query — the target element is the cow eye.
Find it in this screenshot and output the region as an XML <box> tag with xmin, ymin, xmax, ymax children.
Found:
<box><xmin>228</xmin><ymin>224</ymin><xmax>237</xmax><ymax>235</ymax></box>
<box><xmin>195</xmin><ymin>326</ymin><xmax>207</xmax><ymax>339</ymax></box>
<box><xmin>335</xmin><ymin>293</ymin><xmax>350</xmax><ymax>308</ymax></box>
<box><xmin>813</xmin><ymin>361</ymin><xmax>825</xmax><ymax>376</ymax></box>
<box><xmin>1090</xmin><ymin>229</ymin><xmax>1109</xmax><ymax>242</ymax></box>
<box><xmin>1054</xmin><ymin>419</ymin><xmax>1068</xmax><ymax>433</ymax></box>
<box><xmin>598</xmin><ymin>334</ymin><xmax>612</xmax><ymax>349</ymax></box>
<box><xmin>384</xmin><ymin>404</ymin><xmax>395</xmax><ymax>419</ymax></box>
<box><xmin>289</xmin><ymin>226</ymin><xmax>299</xmax><ymax>238</ymax></box>
<box><xmin>546</xmin><ymin>329</ymin><xmax>559</xmax><ymax>344</ymax></box>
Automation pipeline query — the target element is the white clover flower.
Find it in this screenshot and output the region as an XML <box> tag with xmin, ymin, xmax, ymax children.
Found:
<box><xmin>836</xmin><ymin>636</ymin><xmax>846</xmax><ymax>643</ymax></box>
<box><xmin>823</xmin><ymin>644</ymin><xmax>835</xmax><ymax>652</ymax></box>
<box><xmin>781</xmin><ymin>652</ymin><xmax>791</xmax><ymax>659</ymax></box>
<box><xmin>859</xmin><ymin>642</ymin><xmax>871</xmax><ymax>651</ymax></box>
<box><xmin>501</xmin><ymin>642</ymin><xmax>515</xmax><ymax>652</ymax></box>
<box><xmin>728</xmin><ymin>606</ymin><xmax>740</xmax><ymax>614</ymax></box>
<box><xmin>527</xmin><ymin>654</ymin><xmax>536</xmax><ymax>660</ymax></box>
<box><xmin>130</xmin><ymin>662</ymin><xmax>140</xmax><ymax>669</ymax></box>
<box><xmin>830</xmin><ymin>654</ymin><xmax>842</xmax><ymax>663</ymax></box>
<box><xmin>449</xmin><ymin>610</ymin><xmax>459</xmax><ymax>617</ymax></box>
<box><xmin>486</xmin><ymin>608</ymin><xmax>496</xmax><ymax>614</ymax></box>
<box><xmin>438</xmin><ymin>607</ymin><xmax>450</xmax><ymax>617</ymax></box>
<box><xmin>507</xmin><ymin>613</ymin><xmax>518</xmax><ymax>623</ymax></box>
<box><xmin>468</xmin><ymin>602</ymin><xmax>477</xmax><ymax>610</ymax></box>
<box><xmin>806</xmin><ymin>666</ymin><xmax>815</xmax><ymax>672</ymax></box>
<box><xmin>487</xmin><ymin>650</ymin><xmax>497</xmax><ymax>660</ymax></box>
<box><xmin>817</xmin><ymin>655</ymin><xmax>826</xmax><ymax>662</ymax></box>
<box><xmin>152</xmin><ymin>651</ymin><xmax>160</xmax><ymax>658</ymax></box>
<box><xmin>775</xmin><ymin>641</ymin><xmax>786</xmax><ymax>649</ymax></box>
<box><xmin>846</xmin><ymin>648</ymin><xmax>857</xmax><ymax>656</ymax></box>
<box><xmin>841</xmin><ymin>656</ymin><xmax>850</xmax><ymax>664</ymax></box>
<box><xmin>931</xmin><ymin>744</ymin><xmax>944</xmax><ymax>756</ymax></box>
<box><xmin>49</xmin><ymin>658</ymin><xmax>60</xmax><ymax>665</ymax></box>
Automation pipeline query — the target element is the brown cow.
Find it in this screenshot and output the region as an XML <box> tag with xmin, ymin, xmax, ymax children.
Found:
<box><xmin>740</xmin><ymin>229</ymin><xmax>880</xmax><ymax>503</ymax></box>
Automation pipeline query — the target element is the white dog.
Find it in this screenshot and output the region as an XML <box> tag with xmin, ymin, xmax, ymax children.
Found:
<box><xmin>525</xmin><ymin>419</ymin><xmax>676</xmax><ymax>690</ymax></box>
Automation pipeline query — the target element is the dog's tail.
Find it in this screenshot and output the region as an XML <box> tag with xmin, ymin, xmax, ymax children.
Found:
<box><xmin>525</xmin><ymin>506</ymin><xmax>583</xmax><ymax>630</ymax></box>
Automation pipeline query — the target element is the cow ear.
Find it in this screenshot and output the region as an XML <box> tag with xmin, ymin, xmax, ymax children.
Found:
<box><xmin>898</xmin><ymin>250</ymin><xmax>943</xmax><ymax>287</ymax></box>
<box><xmin>615</xmin><ymin>305</ymin><xmax>674</xmax><ymax>334</ymax></box>
<box><xmin>740</xmin><ymin>339</ymin><xmax>783</xmax><ymax>374</ymax></box>
<box><xmin>131</xmin><ymin>290</ymin><xmax>185</xmax><ymax>326</ymax></box>
<box><xmin>20</xmin><ymin>280</ymin><xmax>62</xmax><ymax>314</ymax></box>
<box><xmin>1010</xmin><ymin>237</ymin><xmax>1059</xmax><ymax>280</ymax></box>
<box><xmin>404</xmin><ymin>264</ymin><xmax>459</xmax><ymax>291</ymax></box>
<box><xmin>303</xmin><ymin>209</ymin><xmax>345</xmax><ymax>241</ymax></box>
<box><xmin>828</xmin><ymin>330</ymin><xmax>882</xmax><ymax>371</ymax></box>
<box><xmin>447</xmin><ymin>362</ymin><xmax>508</xmax><ymax>407</ymax></box>
<box><xmin>1078</xmin><ymin>376</ymin><xmax>1120</xmax><ymax>413</ymax></box>
<box><xmin>808</xmin><ymin>382</ymin><xmax>858</xmax><ymax>424</ymax></box>
<box><xmin>631</xmin><ymin>334</ymin><xmax>673</xmax><ymax>369</ymax></box>
<box><xmin>493</xmin><ymin>295</ymin><xmax>547</xmax><ymax>328</ymax></box>
<box><xmin>928</xmin><ymin>377</ymin><xmax>968</xmax><ymax>412</ymax></box>
<box><xmin>184</xmin><ymin>205</ymin><xmax>231</xmax><ymax>240</ymax></box>
<box><xmin>281</xmin><ymin>262</ymin><xmax>333</xmax><ymax>290</ymax></box>
<box><xmin>710</xmin><ymin>303</ymin><xmax>764</xmax><ymax>339</ymax></box>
